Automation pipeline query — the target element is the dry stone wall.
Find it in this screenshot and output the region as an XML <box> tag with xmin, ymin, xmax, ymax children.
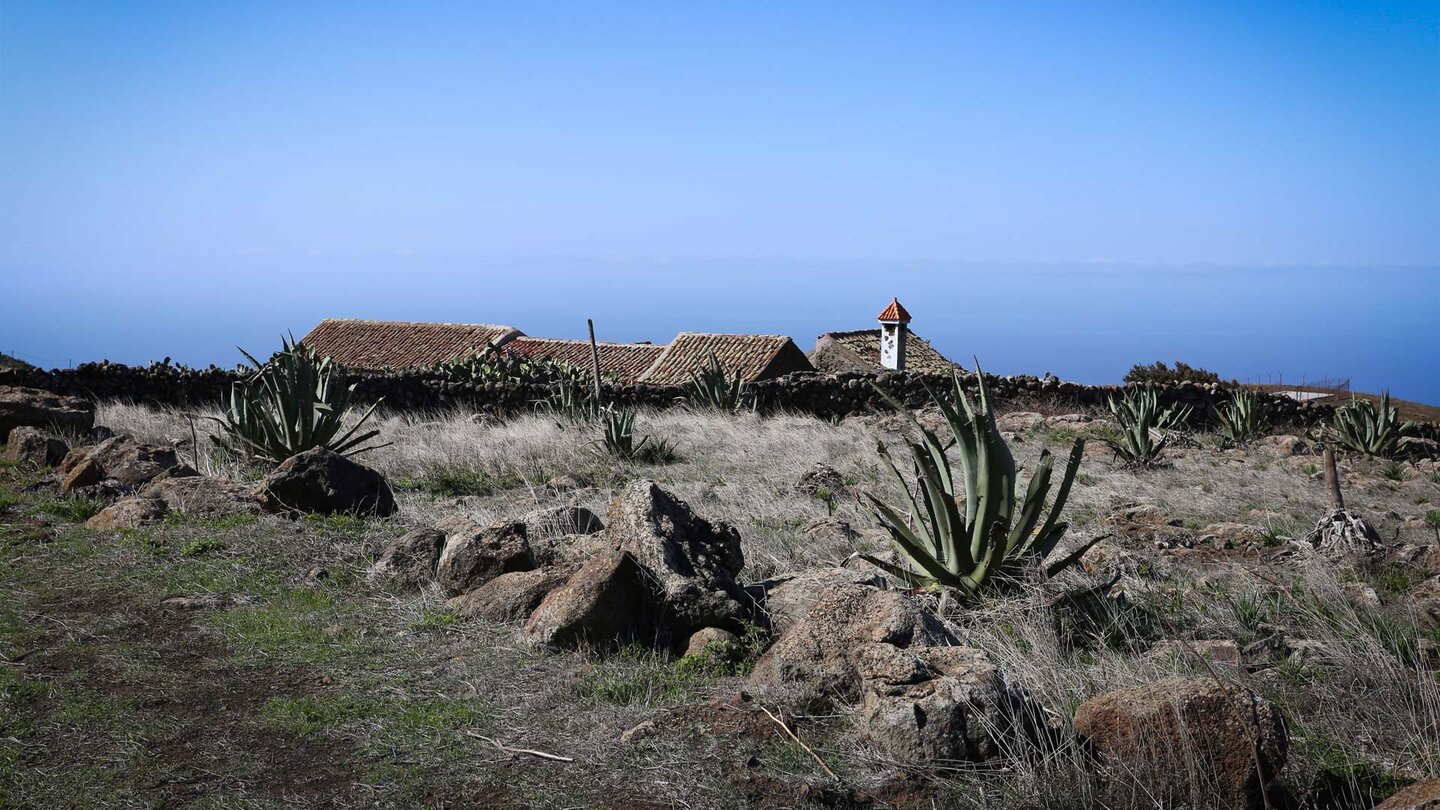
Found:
<box><xmin>3</xmin><ymin>360</ymin><xmax>1436</xmax><ymax>439</ymax></box>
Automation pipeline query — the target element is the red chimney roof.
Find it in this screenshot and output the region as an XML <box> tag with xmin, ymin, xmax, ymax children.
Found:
<box><xmin>876</xmin><ymin>298</ymin><xmax>911</xmax><ymax>323</ymax></box>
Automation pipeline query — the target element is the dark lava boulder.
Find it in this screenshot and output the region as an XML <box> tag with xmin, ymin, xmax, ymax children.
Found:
<box><xmin>257</xmin><ymin>448</ymin><xmax>396</xmax><ymax>516</ymax></box>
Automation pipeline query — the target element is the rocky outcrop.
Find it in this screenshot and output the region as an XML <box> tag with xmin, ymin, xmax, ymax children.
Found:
<box><xmin>747</xmin><ymin>567</ymin><xmax>885</xmax><ymax>636</ymax></box>
<box><xmin>522</xmin><ymin>505</ymin><xmax>604</xmax><ymax>538</ymax></box>
<box><xmin>434</xmin><ymin>517</ymin><xmax>534</xmax><ymax>596</ymax></box>
<box><xmin>3</xmin><ymin>427</ymin><xmax>68</xmax><ymax>468</ymax></box>
<box><xmin>86</xmin><ymin>497</ymin><xmax>169</xmax><ymax>530</ymax></box>
<box><xmin>449</xmin><ymin>567</ymin><xmax>573</xmax><ymax>622</ymax></box>
<box><xmin>605</xmin><ymin>480</ymin><xmax>750</xmax><ymax>636</ymax></box>
<box><xmin>522</xmin><ymin>551</ymin><xmax>658</xmax><ymax>649</ymax></box>
<box><xmin>257</xmin><ymin>448</ymin><xmax>396</xmax><ymax>516</ymax></box>
<box><xmin>857</xmin><ymin>644</ymin><xmax>1040</xmax><ymax>764</ymax></box>
<box><xmin>369</xmin><ymin>528</ymin><xmax>447</xmax><ymax>589</ymax></box>
<box><xmin>0</xmin><ymin>385</ymin><xmax>93</xmax><ymax>442</ymax></box>
<box><xmin>54</xmin><ymin>435</ymin><xmax>182</xmax><ymax>492</ymax></box>
<box><xmin>1073</xmin><ymin>676</ymin><xmax>1288</xmax><ymax>810</ymax></box>
<box><xmin>138</xmin><ymin>476</ymin><xmax>262</xmax><ymax>519</ymax></box>
<box><xmin>60</xmin><ymin>456</ymin><xmax>103</xmax><ymax>493</ymax></box>
<box><xmin>748</xmin><ymin>582</ymin><xmax>955</xmax><ymax>710</ymax></box>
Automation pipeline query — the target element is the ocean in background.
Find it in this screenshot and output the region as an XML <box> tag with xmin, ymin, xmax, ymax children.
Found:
<box><xmin>2</xmin><ymin>255</ymin><xmax>1436</xmax><ymax>404</ymax></box>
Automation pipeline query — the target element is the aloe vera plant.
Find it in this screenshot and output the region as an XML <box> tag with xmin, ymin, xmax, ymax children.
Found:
<box><xmin>862</xmin><ymin>366</ymin><xmax>1092</xmax><ymax>598</ymax></box>
<box><xmin>1214</xmin><ymin>389</ymin><xmax>1272</xmax><ymax>446</ymax></box>
<box><xmin>1106</xmin><ymin>386</ymin><xmax>1191</xmax><ymax>466</ymax></box>
<box><xmin>211</xmin><ymin>337</ymin><xmax>387</xmax><ymax>463</ymax></box>
<box><xmin>1310</xmin><ymin>393</ymin><xmax>1417</xmax><ymax>459</ymax></box>
<box><xmin>685</xmin><ymin>352</ymin><xmax>757</xmax><ymax>412</ymax></box>
<box><xmin>597</xmin><ymin>405</ymin><xmax>677</xmax><ymax>463</ymax></box>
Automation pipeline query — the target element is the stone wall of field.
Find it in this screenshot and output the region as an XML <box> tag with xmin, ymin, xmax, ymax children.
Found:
<box><xmin>4</xmin><ymin>360</ymin><xmax>1437</xmax><ymax>440</ymax></box>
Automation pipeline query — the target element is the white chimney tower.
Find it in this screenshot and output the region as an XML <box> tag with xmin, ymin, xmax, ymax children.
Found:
<box><xmin>877</xmin><ymin>297</ymin><xmax>911</xmax><ymax>371</ymax></box>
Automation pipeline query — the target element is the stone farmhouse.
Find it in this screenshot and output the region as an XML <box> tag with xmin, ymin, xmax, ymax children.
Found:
<box><xmin>299</xmin><ymin>298</ymin><xmax>954</xmax><ymax>384</ymax></box>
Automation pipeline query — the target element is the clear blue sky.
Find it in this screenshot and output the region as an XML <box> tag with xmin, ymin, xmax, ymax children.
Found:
<box><xmin>1</xmin><ymin>2</ymin><xmax>1437</xmax><ymax>397</ymax></box>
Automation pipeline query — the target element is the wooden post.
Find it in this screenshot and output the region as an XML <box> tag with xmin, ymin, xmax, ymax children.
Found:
<box><xmin>1323</xmin><ymin>448</ymin><xmax>1345</xmax><ymax>511</ymax></box>
<box><xmin>587</xmin><ymin>319</ymin><xmax>603</xmax><ymax>407</ymax></box>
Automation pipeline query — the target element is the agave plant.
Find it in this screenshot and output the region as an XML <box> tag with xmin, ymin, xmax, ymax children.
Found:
<box><xmin>211</xmin><ymin>337</ymin><xmax>387</xmax><ymax>463</ymax></box>
<box><xmin>597</xmin><ymin>405</ymin><xmax>676</xmax><ymax>463</ymax></box>
<box><xmin>545</xmin><ymin>376</ymin><xmax>602</xmax><ymax>421</ymax></box>
<box><xmin>1106</xmin><ymin>386</ymin><xmax>1191</xmax><ymax>466</ymax></box>
<box><xmin>685</xmin><ymin>352</ymin><xmax>757</xmax><ymax>412</ymax></box>
<box><xmin>1310</xmin><ymin>393</ymin><xmax>1417</xmax><ymax>459</ymax></box>
<box><xmin>862</xmin><ymin>366</ymin><xmax>1092</xmax><ymax>599</ymax></box>
<box><xmin>1214</xmin><ymin>389</ymin><xmax>1272</xmax><ymax>446</ymax></box>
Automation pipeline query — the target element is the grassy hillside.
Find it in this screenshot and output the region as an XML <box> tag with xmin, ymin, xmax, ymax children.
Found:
<box><xmin>2</xmin><ymin>403</ymin><xmax>1438</xmax><ymax>807</ymax></box>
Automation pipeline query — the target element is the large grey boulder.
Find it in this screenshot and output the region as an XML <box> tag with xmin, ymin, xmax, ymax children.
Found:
<box><xmin>522</xmin><ymin>550</ymin><xmax>659</xmax><ymax>649</ymax></box>
<box><xmin>747</xmin><ymin>567</ymin><xmax>886</xmax><ymax>636</ymax></box>
<box><xmin>435</xmin><ymin>517</ymin><xmax>533</xmax><ymax>596</ymax></box>
<box><xmin>3</xmin><ymin>427</ymin><xmax>68</xmax><ymax>468</ymax></box>
<box><xmin>748</xmin><ymin>582</ymin><xmax>956</xmax><ymax>710</ymax></box>
<box><xmin>857</xmin><ymin>644</ymin><xmax>1040</xmax><ymax>764</ymax></box>
<box><xmin>369</xmin><ymin>528</ymin><xmax>446</xmax><ymax>589</ymax></box>
<box><xmin>257</xmin><ymin>448</ymin><xmax>395</xmax><ymax>516</ymax></box>
<box><xmin>449</xmin><ymin>566</ymin><xmax>573</xmax><ymax>622</ymax></box>
<box><xmin>138</xmin><ymin>475</ymin><xmax>262</xmax><ymax>519</ymax></box>
<box><xmin>0</xmin><ymin>386</ymin><xmax>93</xmax><ymax>442</ymax></box>
<box><xmin>522</xmin><ymin>505</ymin><xmax>604</xmax><ymax>538</ymax></box>
<box><xmin>605</xmin><ymin>480</ymin><xmax>750</xmax><ymax>635</ymax></box>
<box><xmin>1073</xmin><ymin>676</ymin><xmax>1288</xmax><ymax>810</ymax></box>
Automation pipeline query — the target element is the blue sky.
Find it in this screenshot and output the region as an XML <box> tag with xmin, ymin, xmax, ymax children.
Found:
<box><xmin>1</xmin><ymin>2</ymin><xmax>1437</xmax><ymax>396</ymax></box>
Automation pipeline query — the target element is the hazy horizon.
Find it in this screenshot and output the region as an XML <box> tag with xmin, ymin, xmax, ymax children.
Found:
<box><xmin>2</xmin><ymin>2</ymin><xmax>1436</xmax><ymax>399</ymax></box>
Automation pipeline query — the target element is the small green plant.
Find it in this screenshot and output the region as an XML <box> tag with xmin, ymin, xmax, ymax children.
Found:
<box><xmin>180</xmin><ymin>539</ymin><xmax>229</xmax><ymax>557</ymax></box>
<box><xmin>685</xmin><ymin>352</ymin><xmax>757</xmax><ymax>412</ymax></box>
<box><xmin>1425</xmin><ymin>510</ymin><xmax>1440</xmax><ymax>543</ymax></box>
<box><xmin>861</xmin><ymin>365</ymin><xmax>1092</xmax><ymax>599</ymax></box>
<box><xmin>597</xmin><ymin>406</ymin><xmax>677</xmax><ymax>464</ymax></box>
<box><xmin>1214</xmin><ymin>389</ymin><xmax>1272</xmax><ymax>446</ymax></box>
<box><xmin>211</xmin><ymin>336</ymin><xmax>387</xmax><ymax>463</ymax></box>
<box><xmin>37</xmin><ymin>496</ymin><xmax>105</xmax><ymax>523</ymax></box>
<box><xmin>1310</xmin><ymin>393</ymin><xmax>1418</xmax><ymax>459</ymax></box>
<box><xmin>1379</xmin><ymin>461</ymin><xmax>1408</xmax><ymax>482</ymax></box>
<box><xmin>411</xmin><ymin>610</ymin><xmax>462</xmax><ymax>633</ymax></box>
<box><xmin>1105</xmin><ymin>387</ymin><xmax>1192</xmax><ymax>467</ymax></box>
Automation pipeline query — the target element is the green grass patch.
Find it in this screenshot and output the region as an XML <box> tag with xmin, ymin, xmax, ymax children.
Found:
<box><xmin>396</xmin><ymin>464</ymin><xmax>530</xmax><ymax>497</ymax></box>
<box><xmin>205</xmin><ymin>587</ymin><xmax>369</xmax><ymax>663</ymax></box>
<box><xmin>571</xmin><ymin>645</ymin><xmax>727</xmax><ymax>707</ymax></box>
<box><xmin>260</xmin><ymin>692</ymin><xmax>489</xmax><ymax>738</ymax></box>
<box><xmin>164</xmin><ymin>511</ymin><xmax>257</xmax><ymax>530</ymax></box>
<box><xmin>411</xmin><ymin>610</ymin><xmax>462</xmax><ymax>633</ymax></box>
<box><xmin>36</xmin><ymin>496</ymin><xmax>106</xmax><ymax>523</ymax></box>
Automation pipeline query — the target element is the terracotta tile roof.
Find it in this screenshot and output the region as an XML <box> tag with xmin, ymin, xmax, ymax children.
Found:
<box><xmin>299</xmin><ymin>319</ymin><xmax>523</xmax><ymax>370</ymax></box>
<box><xmin>639</xmin><ymin>333</ymin><xmax>815</xmax><ymax>385</ymax></box>
<box><xmin>816</xmin><ymin>328</ymin><xmax>957</xmax><ymax>374</ymax></box>
<box><xmin>504</xmin><ymin>337</ymin><xmax>665</xmax><ymax>384</ymax></box>
<box><xmin>876</xmin><ymin>298</ymin><xmax>912</xmax><ymax>322</ymax></box>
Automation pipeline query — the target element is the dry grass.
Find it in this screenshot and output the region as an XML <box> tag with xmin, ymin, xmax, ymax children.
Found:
<box><xmin>24</xmin><ymin>399</ymin><xmax>1430</xmax><ymax>807</ymax></box>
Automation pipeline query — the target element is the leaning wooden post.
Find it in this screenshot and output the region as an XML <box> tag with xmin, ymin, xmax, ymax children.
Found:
<box><xmin>1322</xmin><ymin>448</ymin><xmax>1344</xmax><ymax>511</ymax></box>
<box><xmin>587</xmin><ymin>319</ymin><xmax>603</xmax><ymax>408</ymax></box>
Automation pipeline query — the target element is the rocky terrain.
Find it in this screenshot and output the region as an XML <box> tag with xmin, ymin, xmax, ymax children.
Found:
<box><xmin>2</xmin><ymin>386</ymin><xmax>1439</xmax><ymax>808</ymax></box>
